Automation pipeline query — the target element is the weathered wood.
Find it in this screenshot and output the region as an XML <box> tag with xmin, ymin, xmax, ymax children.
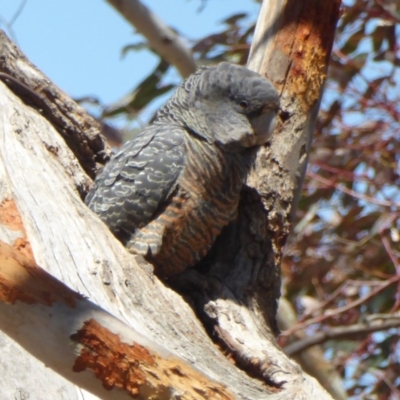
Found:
<box><xmin>0</xmin><ymin>31</ymin><xmax>111</xmax><ymax>183</ymax></box>
<box><xmin>248</xmin><ymin>0</ymin><xmax>341</xmax><ymax>208</ymax></box>
<box><xmin>0</xmin><ymin>241</ymin><xmax>234</xmax><ymax>400</ymax></box>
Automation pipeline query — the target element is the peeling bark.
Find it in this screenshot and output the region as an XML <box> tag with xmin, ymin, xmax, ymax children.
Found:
<box><xmin>248</xmin><ymin>0</ymin><xmax>342</xmax><ymax>210</ymax></box>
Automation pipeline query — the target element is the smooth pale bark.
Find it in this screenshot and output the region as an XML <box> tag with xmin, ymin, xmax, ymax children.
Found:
<box><xmin>0</xmin><ymin>75</ymin><xmax>267</xmax><ymax>399</ymax></box>
<box><xmin>106</xmin><ymin>0</ymin><xmax>196</xmax><ymax>78</ymax></box>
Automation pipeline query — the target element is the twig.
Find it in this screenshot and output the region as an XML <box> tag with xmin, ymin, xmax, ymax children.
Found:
<box><xmin>307</xmin><ymin>171</ymin><xmax>400</xmax><ymax>208</ymax></box>
<box><xmin>301</xmin><ymin>282</ymin><xmax>346</xmax><ymax>320</ymax></box>
<box><xmin>381</xmin><ymin>235</ymin><xmax>400</xmax><ymax>312</ymax></box>
<box><xmin>9</xmin><ymin>0</ymin><xmax>27</xmax><ymax>26</ymax></box>
<box><xmin>284</xmin><ymin>314</ymin><xmax>400</xmax><ymax>356</ymax></box>
<box><xmin>283</xmin><ymin>274</ymin><xmax>400</xmax><ymax>336</ymax></box>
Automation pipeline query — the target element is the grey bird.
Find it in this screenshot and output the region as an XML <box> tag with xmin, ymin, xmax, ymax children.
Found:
<box><xmin>86</xmin><ymin>62</ymin><xmax>279</xmax><ymax>278</ymax></box>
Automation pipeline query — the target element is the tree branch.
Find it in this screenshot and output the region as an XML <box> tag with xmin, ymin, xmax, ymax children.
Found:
<box><xmin>0</xmin><ymin>3</ymin><xmax>342</xmax><ymax>397</ymax></box>
<box><xmin>283</xmin><ymin>274</ymin><xmax>400</xmax><ymax>336</ymax></box>
<box><xmin>0</xmin><ymin>241</ymin><xmax>234</xmax><ymax>400</ymax></box>
<box><xmin>284</xmin><ymin>314</ymin><xmax>400</xmax><ymax>356</ymax></box>
<box><xmin>169</xmin><ymin>1</ymin><xmax>340</xmax><ymax>396</ymax></box>
<box><xmin>278</xmin><ymin>298</ymin><xmax>348</xmax><ymax>400</ymax></box>
<box><xmin>0</xmin><ymin>64</ymin><xmax>332</xmax><ymax>398</ymax></box>
<box><xmin>106</xmin><ymin>0</ymin><xmax>197</xmax><ymax>78</ymax></box>
<box><xmin>0</xmin><ymin>31</ymin><xmax>111</xmax><ymax>182</ymax></box>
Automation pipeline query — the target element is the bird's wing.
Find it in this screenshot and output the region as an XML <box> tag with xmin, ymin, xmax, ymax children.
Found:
<box><xmin>85</xmin><ymin>123</ymin><xmax>186</xmax><ymax>238</ymax></box>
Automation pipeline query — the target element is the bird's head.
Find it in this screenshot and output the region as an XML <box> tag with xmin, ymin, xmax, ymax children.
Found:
<box><xmin>157</xmin><ymin>62</ymin><xmax>280</xmax><ymax>151</ymax></box>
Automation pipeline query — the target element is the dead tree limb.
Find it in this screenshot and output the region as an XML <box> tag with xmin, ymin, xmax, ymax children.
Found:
<box><xmin>0</xmin><ymin>31</ymin><xmax>111</xmax><ymax>182</ymax></box>
<box><xmin>0</xmin><ymin>241</ymin><xmax>234</xmax><ymax>400</ymax></box>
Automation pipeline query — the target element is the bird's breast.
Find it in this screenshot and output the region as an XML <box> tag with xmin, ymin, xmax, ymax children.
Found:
<box><xmin>129</xmin><ymin>138</ymin><xmax>249</xmax><ymax>278</ymax></box>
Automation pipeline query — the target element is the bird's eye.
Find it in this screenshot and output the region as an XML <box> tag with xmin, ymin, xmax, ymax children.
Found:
<box><xmin>239</xmin><ymin>100</ymin><xmax>248</xmax><ymax>110</ymax></box>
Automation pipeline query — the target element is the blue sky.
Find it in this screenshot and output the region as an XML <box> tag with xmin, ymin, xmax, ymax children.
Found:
<box><xmin>0</xmin><ymin>0</ymin><xmax>260</xmax><ymax>120</ymax></box>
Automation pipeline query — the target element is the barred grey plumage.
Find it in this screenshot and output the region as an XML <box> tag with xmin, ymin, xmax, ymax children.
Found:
<box><xmin>86</xmin><ymin>62</ymin><xmax>279</xmax><ymax>278</ymax></box>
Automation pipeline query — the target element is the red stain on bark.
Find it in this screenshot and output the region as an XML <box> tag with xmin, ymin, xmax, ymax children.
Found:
<box><xmin>270</xmin><ymin>0</ymin><xmax>341</xmax><ymax>109</ymax></box>
<box><xmin>72</xmin><ymin>319</ymin><xmax>234</xmax><ymax>399</ymax></box>
<box><xmin>0</xmin><ymin>198</ymin><xmax>33</xmax><ymax>259</ymax></box>
<box><xmin>0</xmin><ymin>241</ymin><xmax>83</xmax><ymax>307</ymax></box>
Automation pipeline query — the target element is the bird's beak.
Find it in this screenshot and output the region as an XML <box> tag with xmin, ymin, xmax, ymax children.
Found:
<box><xmin>250</xmin><ymin>107</ymin><xmax>278</xmax><ymax>146</ymax></box>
